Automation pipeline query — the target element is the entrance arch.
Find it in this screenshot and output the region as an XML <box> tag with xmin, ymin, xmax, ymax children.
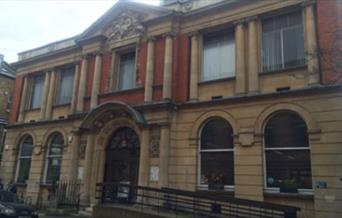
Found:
<box><xmin>104</xmin><ymin>127</ymin><xmax>140</xmax><ymax>186</ymax></box>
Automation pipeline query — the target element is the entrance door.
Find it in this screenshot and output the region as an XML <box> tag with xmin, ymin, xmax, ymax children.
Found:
<box><xmin>104</xmin><ymin>127</ymin><xmax>140</xmax><ymax>186</ymax></box>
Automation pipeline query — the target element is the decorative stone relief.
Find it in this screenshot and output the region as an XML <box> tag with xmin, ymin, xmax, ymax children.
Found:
<box><xmin>109</xmin><ymin>11</ymin><xmax>145</xmax><ymax>42</ymax></box>
<box><xmin>79</xmin><ymin>140</ymin><xmax>87</xmax><ymax>159</ymax></box>
<box><xmin>150</xmin><ymin>128</ymin><xmax>160</xmax><ymax>158</ymax></box>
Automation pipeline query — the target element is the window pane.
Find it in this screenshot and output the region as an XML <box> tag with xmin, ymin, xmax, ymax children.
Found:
<box><xmin>30</xmin><ymin>75</ymin><xmax>45</xmax><ymax>109</ymax></box>
<box><xmin>202</xmin><ymin>32</ymin><xmax>235</xmax><ymax>81</ymax></box>
<box><xmin>17</xmin><ymin>158</ymin><xmax>31</xmax><ymax>184</ymax></box>
<box><xmin>262</xmin><ymin>11</ymin><xmax>304</xmax><ymax>71</ymax></box>
<box><xmin>57</xmin><ymin>68</ymin><xmax>75</xmax><ymax>105</ymax></box>
<box><xmin>265</xmin><ymin>150</ymin><xmax>312</xmax><ymax>189</ymax></box>
<box><xmin>20</xmin><ymin>138</ymin><xmax>33</xmax><ymax>157</ymax></box>
<box><xmin>118</xmin><ymin>52</ymin><xmax>135</xmax><ymax>90</ymax></box>
<box><xmin>200</xmin><ymin>152</ymin><xmax>234</xmax><ymax>186</ymax></box>
<box><xmin>283</xmin><ymin>25</ymin><xmax>305</xmax><ymax>68</ymax></box>
<box><xmin>49</xmin><ymin>134</ymin><xmax>64</xmax><ymax>155</ymax></box>
<box><xmin>201</xmin><ymin>118</ymin><xmax>233</xmax><ymax>150</ymax></box>
<box><xmin>265</xmin><ymin>112</ymin><xmax>309</xmax><ymax>148</ymax></box>
<box><xmin>46</xmin><ymin>157</ymin><xmax>62</xmax><ymax>184</ymax></box>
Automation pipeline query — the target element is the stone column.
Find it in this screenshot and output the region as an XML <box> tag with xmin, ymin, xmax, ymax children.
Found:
<box><xmin>39</xmin><ymin>72</ymin><xmax>50</xmax><ymax>120</ymax></box>
<box><xmin>18</xmin><ymin>76</ymin><xmax>28</xmax><ymax>122</ymax></box>
<box><xmin>159</xmin><ymin>125</ymin><xmax>170</xmax><ymax>188</ymax></box>
<box><xmin>81</xmin><ymin>133</ymin><xmax>95</xmax><ymax>205</ymax></box>
<box><xmin>144</xmin><ymin>38</ymin><xmax>155</xmax><ymax>103</ymax></box>
<box><xmin>76</xmin><ymin>56</ymin><xmax>88</xmax><ymax>112</ymax></box>
<box><xmin>45</xmin><ymin>70</ymin><xmax>56</xmax><ymax>120</ymax></box>
<box><xmin>189</xmin><ymin>33</ymin><xmax>199</xmax><ymax>101</ymax></box>
<box><xmin>70</xmin><ymin>63</ymin><xmax>80</xmax><ymax>113</ymax></box>
<box><xmin>90</xmin><ymin>52</ymin><xmax>103</xmax><ymax>109</ymax></box>
<box><xmin>138</xmin><ymin>128</ymin><xmax>150</xmax><ymax>187</ymax></box>
<box><xmin>69</xmin><ymin>130</ymin><xmax>80</xmax><ymax>181</ymax></box>
<box><xmin>304</xmin><ymin>2</ymin><xmax>320</xmax><ymax>85</ymax></box>
<box><xmin>162</xmin><ymin>34</ymin><xmax>173</xmax><ymax>100</ymax></box>
<box><xmin>235</xmin><ymin>21</ymin><xmax>246</xmax><ymax>95</ymax></box>
<box><xmin>108</xmin><ymin>51</ymin><xmax>118</xmax><ymax>92</ymax></box>
<box><xmin>247</xmin><ymin>17</ymin><xmax>259</xmax><ymax>93</ymax></box>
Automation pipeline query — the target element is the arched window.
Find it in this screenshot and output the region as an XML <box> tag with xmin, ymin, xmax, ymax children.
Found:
<box><xmin>44</xmin><ymin>133</ymin><xmax>64</xmax><ymax>184</ymax></box>
<box><xmin>199</xmin><ymin>118</ymin><xmax>234</xmax><ymax>190</ymax></box>
<box><xmin>264</xmin><ymin>112</ymin><xmax>312</xmax><ymax>192</ymax></box>
<box><xmin>15</xmin><ymin>136</ymin><xmax>33</xmax><ymax>184</ymax></box>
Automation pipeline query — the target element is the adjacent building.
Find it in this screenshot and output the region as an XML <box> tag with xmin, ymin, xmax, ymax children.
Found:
<box><xmin>2</xmin><ymin>0</ymin><xmax>342</xmax><ymax>217</ymax></box>
<box><xmin>0</xmin><ymin>54</ymin><xmax>15</xmax><ymax>164</ymax></box>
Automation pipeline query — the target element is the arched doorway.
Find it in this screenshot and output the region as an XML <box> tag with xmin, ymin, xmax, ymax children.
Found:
<box><xmin>104</xmin><ymin>127</ymin><xmax>140</xmax><ymax>186</ymax></box>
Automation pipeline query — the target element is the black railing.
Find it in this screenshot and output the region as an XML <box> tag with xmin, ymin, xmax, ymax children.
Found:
<box><xmin>56</xmin><ymin>180</ymin><xmax>81</xmax><ymax>211</ymax></box>
<box><xmin>96</xmin><ymin>183</ymin><xmax>300</xmax><ymax>218</ymax></box>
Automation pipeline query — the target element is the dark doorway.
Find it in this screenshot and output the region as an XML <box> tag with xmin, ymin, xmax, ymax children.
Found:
<box><xmin>104</xmin><ymin>127</ymin><xmax>140</xmax><ymax>186</ymax></box>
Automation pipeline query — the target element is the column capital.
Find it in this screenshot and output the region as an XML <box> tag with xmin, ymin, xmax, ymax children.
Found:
<box><xmin>233</xmin><ymin>18</ymin><xmax>246</xmax><ymax>27</ymax></box>
<box><xmin>81</xmin><ymin>53</ymin><xmax>92</xmax><ymax>59</ymax></box>
<box><xmin>188</xmin><ymin>31</ymin><xmax>199</xmax><ymax>38</ymax></box>
<box><xmin>246</xmin><ymin>15</ymin><xmax>259</xmax><ymax>23</ymax></box>
<box><xmin>163</xmin><ymin>31</ymin><xmax>176</xmax><ymax>38</ymax></box>
<box><xmin>146</xmin><ymin>36</ymin><xmax>156</xmax><ymax>42</ymax></box>
<box><xmin>302</xmin><ymin>0</ymin><xmax>316</xmax><ymax>7</ymax></box>
<box><xmin>94</xmin><ymin>50</ymin><xmax>104</xmax><ymax>57</ymax></box>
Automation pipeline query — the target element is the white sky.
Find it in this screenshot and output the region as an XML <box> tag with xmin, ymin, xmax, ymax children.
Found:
<box><xmin>0</xmin><ymin>0</ymin><xmax>159</xmax><ymax>63</ymax></box>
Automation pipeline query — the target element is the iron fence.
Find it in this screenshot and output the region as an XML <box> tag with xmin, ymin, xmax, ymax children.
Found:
<box><xmin>96</xmin><ymin>182</ymin><xmax>300</xmax><ymax>218</ymax></box>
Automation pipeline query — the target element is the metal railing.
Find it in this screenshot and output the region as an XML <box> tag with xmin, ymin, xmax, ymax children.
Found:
<box><xmin>96</xmin><ymin>183</ymin><xmax>300</xmax><ymax>218</ymax></box>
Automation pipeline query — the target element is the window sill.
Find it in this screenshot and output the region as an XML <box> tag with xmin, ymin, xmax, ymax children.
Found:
<box><xmin>99</xmin><ymin>87</ymin><xmax>144</xmax><ymax>97</ymax></box>
<box><xmin>198</xmin><ymin>77</ymin><xmax>235</xmax><ymax>86</ymax></box>
<box><xmin>197</xmin><ymin>185</ymin><xmax>234</xmax><ymax>192</ymax></box>
<box><xmin>14</xmin><ymin>183</ymin><xmax>27</xmax><ymax>187</ymax></box>
<box><xmin>40</xmin><ymin>183</ymin><xmax>57</xmax><ymax>188</ymax></box>
<box><xmin>264</xmin><ymin>189</ymin><xmax>314</xmax><ymax>200</ymax></box>
<box><xmin>259</xmin><ymin>65</ymin><xmax>307</xmax><ymax>75</ymax></box>
<box><xmin>196</xmin><ymin>189</ymin><xmax>234</xmax><ymax>197</ymax></box>
<box><xmin>24</xmin><ymin>108</ymin><xmax>41</xmax><ymax>112</ymax></box>
<box><xmin>53</xmin><ymin>103</ymin><xmax>71</xmax><ymax>108</ymax></box>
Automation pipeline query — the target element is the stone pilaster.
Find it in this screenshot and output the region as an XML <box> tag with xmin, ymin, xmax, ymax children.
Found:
<box><xmin>304</xmin><ymin>2</ymin><xmax>320</xmax><ymax>85</ymax></box>
<box><xmin>235</xmin><ymin>20</ymin><xmax>246</xmax><ymax>95</ymax></box>
<box><xmin>159</xmin><ymin>125</ymin><xmax>170</xmax><ymax>188</ymax></box>
<box><xmin>80</xmin><ymin>133</ymin><xmax>95</xmax><ymax>206</ymax></box>
<box><xmin>108</xmin><ymin>51</ymin><xmax>118</xmax><ymax>92</ymax></box>
<box><xmin>144</xmin><ymin>38</ymin><xmax>155</xmax><ymax>103</ymax></box>
<box><xmin>162</xmin><ymin>34</ymin><xmax>174</xmax><ymax>100</ymax></box>
<box><xmin>18</xmin><ymin>76</ymin><xmax>28</xmax><ymax>122</ymax></box>
<box><xmin>70</xmin><ymin>63</ymin><xmax>80</xmax><ymax>113</ymax></box>
<box><xmin>247</xmin><ymin>17</ymin><xmax>259</xmax><ymax>93</ymax></box>
<box><xmin>39</xmin><ymin>72</ymin><xmax>50</xmax><ymax>120</ymax></box>
<box><xmin>90</xmin><ymin>53</ymin><xmax>103</xmax><ymax>109</ymax></box>
<box><xmin>189</xmin><ymin>33</ymin><xmax>199</xmax><ymax>101</ymax></box>
<box><xmin>45</xmin><ymin>70</ymin><xmax>56</xmax><ymax>120</ymax></box>
<box><xmin>76</xmin><ymin>56</ymin><xmax>88</xmax><ymax>112</ymax></box>
<box><xmin>138</xmin><ymin>128</ymin><xmax>150</xmax><ymax>187</ymax></box>
<box><xmin>69</xmin><ymin>130</ymin><xmax>80</xmax><ymax>181</ymax></box>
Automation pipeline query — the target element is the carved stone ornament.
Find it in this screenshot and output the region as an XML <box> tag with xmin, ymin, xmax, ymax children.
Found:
<box><xmin>109</xmin><ymin>11</ymin><xmax>145</xmax><ymax>41</ymax></box>
<box><xmin>150</xmin><ymin>137</ymin><xmax>160</xmax><ymax>158</ymax></box>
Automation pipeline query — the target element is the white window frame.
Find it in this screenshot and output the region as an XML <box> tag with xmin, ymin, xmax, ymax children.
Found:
<box><xmin>30</xmin><ymin>74</ymin><xmax>45</xmax><ymax>109</ymax></box>
<box><xmin>15</xmin><ymin>136</ymin><xmax>33</xmax><ymax>184</ymax></box>
<box><xmin>197</xmin><ymin>118</ymin><xmax>235</xmax><ymax>191</ymax></box>
<box><xmin>43</xmin><ymin>133</ymin><xmax>64</xmax><ymax>184</ymax></box>
<box><xmin>55</xmin><ymin>66</ymin><xmax>75</xmax><ymax>105</ymax></box>
<box><xmin>262</xmin><ymin>117</ymin><xmax>313</xmax><ymax>195</ymax></box>
<box><xmin>116</xmin><ymin>51</ymin><xmax>136</xmax><ymax>91</ymax></box>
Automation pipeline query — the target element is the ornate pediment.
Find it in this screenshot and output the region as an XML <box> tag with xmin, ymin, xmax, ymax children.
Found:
<box><xmin>108</xmin><ymin>11</ymin><xmax>145</xmax><ymax>42</ymax></box>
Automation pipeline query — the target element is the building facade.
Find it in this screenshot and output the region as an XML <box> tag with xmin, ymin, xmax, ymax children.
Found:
<box><xmin>2</xmin><ymin>0</ymin><xmax>342</xmax><ymax>217</ymax></box>
<box><xmin>0</xmin><ymin>54</ymin><xmax>15</xmax><ymax>164</ymax></box>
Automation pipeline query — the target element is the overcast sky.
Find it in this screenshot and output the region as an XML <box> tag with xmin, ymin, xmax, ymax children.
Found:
<box><xmin>0</xmin><ymin>0</ymin><xmax>159</xmax><ymax>63</ymax></box>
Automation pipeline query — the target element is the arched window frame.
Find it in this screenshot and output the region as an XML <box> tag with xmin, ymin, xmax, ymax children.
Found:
<box><xmin>197</xmin><ymin>117</ymin><xmax>234</xmax><ymax>191</ymax></box>
<box><xmin>262</xmin><ymin>111</ymin><xmax>313</xmax><ymax>195</ymax></box>
<box><xmin>15</xmin><ymin>135</ymin><xmax>33</xmax><ymax>184</ymax></box>
<box><xmin>43</xmin><ymin>132</ymin><xmax>65</xmax><ymax>184</ymax></box>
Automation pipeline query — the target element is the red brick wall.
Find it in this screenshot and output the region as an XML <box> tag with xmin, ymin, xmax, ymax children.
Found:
<box><xmin>99</xmin><ymin>90</ymin><xmax>145</xmax><ymax>106</ymax></box>
<box><xmin>9</xmin><ymin>74</ymin><xmax>23</xmax><ymax>124</ymax></box>
<box><xmin>85</xmin><ymin>56</ymin><xmax>95</xmax><ymax>97</ymax></box>
<box><xmin>100</xmin><ymin>52</ymin><xmax>112</xmax><ymax>94</ymax></box>
<box><xmin>173</xmin><ymin>34</ymin><xmax>190</xmax><ymax>102</ymax></box>
<box><xmin>317</xmin><ymin>0</ymin><xmax>342</xmax><ymax>84</ymax></box>
<box><xmin>138</xmin><ymin>42</ymin><xmax>147</xmax><ymax>87</ymax></box>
